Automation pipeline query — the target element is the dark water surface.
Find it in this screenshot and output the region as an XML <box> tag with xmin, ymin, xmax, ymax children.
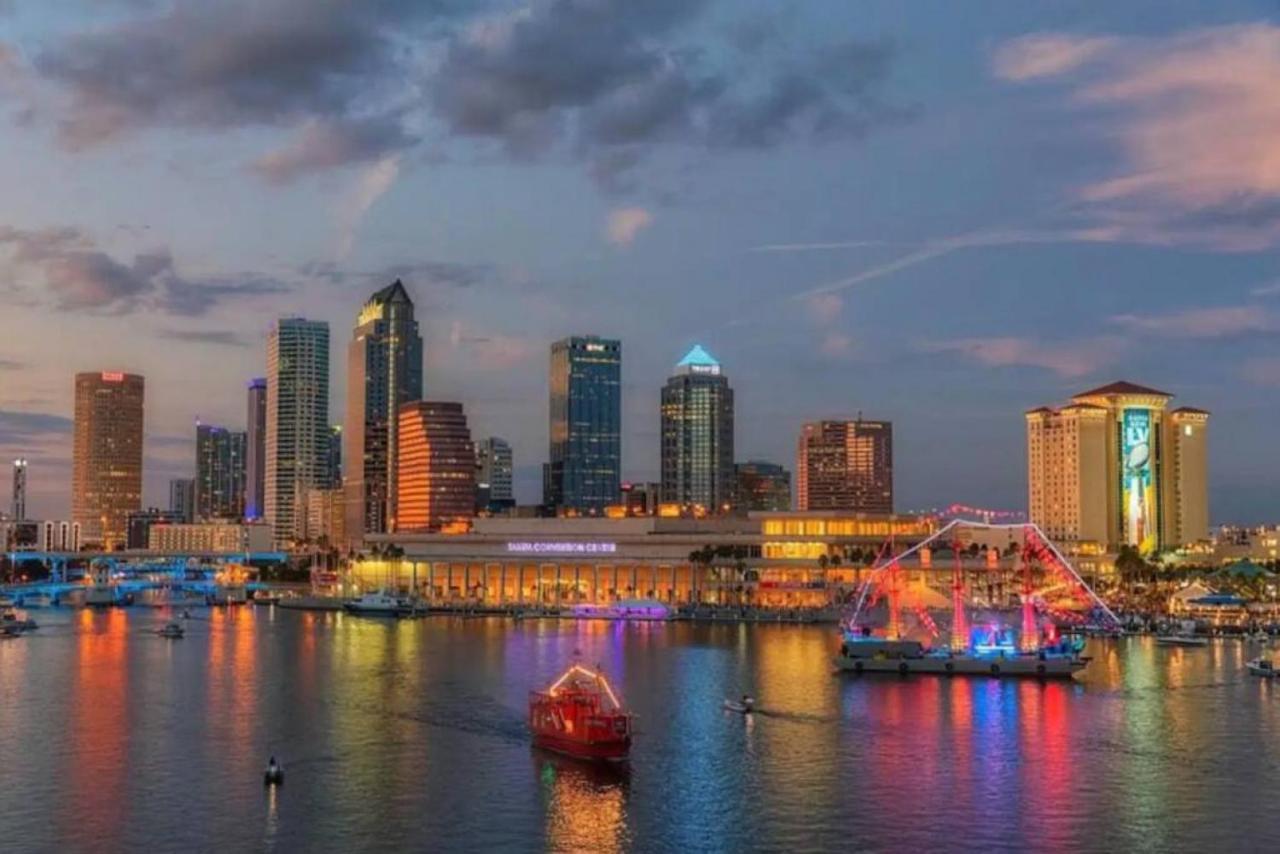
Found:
<box><xmin>1</xmin><ymin>608</ymin><xmax>1277</xmax><ymax>853</ymax></box>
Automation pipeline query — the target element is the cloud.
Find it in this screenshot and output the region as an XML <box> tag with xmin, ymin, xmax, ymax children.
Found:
<box><xmin>805</xmin><ymin>293</ymin><xmax>843</xmax><ymax>325</ymax></box>
<box><xmin>428</xmin><ymin>0</ymin><xmax>905</xmax><ymax>188</ymax></box>
<box><xmin>927</xmin><ymin>336</ymin><xmax>1122</xmax><ymax>378</ymax></box>
<box><xmin>991</xmin><ymin>33</ymin><xmax>1118</xmax><ymax>81</ymax></box>
<box><xmin>0</xmin><ymin>358</ymin><xmax>23</xmax><ymax>370</ymax></box>
<box><xmin>446</xmin><ymin>320</ymin><xmax>535</xmax><ymax>371</ymax></box>
<box><xmin>1109</xmin><ymin>306</ymin><xmax>1280</xmax><ymax>338</ymax></box>
<box><xmin>820</xmin><ymin>332</ymin><xmax>853</xmax><ymax>358</ymax></box>
<box><xmin>605</xmin><ymin>207</ymin><xmax>652</xmax><ymax>247</ymax></box>
<box><xmin>251</xmin><ymin>116</ymin><xmax>414</xmax><ymax>184</ymax></box>
<box><xmin>29</xmin><ymin>0</ymin><xmax>433</xmax><ymax>146</ymax></box>
<box><xmin>0</xmin><ymin>226</ymin><xmax>288</xmax><ymax>315</ymax></box>
<box><xmin>336</xmin><ymin>154</ymin><xmax>401</xmax><ymax>259</ymax></box>
<box><xmin>0</xmin><ymin>410</ymin><xmax>72</xmax><ymax>444</ymax></box>
<box><xmin>995</xmin><ymin>24</ymin><xmax>1280</xmax><ymax>250</ymax></box>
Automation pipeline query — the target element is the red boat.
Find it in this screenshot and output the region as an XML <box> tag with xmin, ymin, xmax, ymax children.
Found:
<box><xmin>529</xmin><ymin>664</ymin><xmax>633</xmax><ymax>761</ymax></box>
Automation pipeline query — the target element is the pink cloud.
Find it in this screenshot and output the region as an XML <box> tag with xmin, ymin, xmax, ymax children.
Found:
<box><xmin>928</xmin><ymin>336</ymin><xmax>1121</xmax><ymax>378</ymax></box>
<box><xmin>995</xmin><ymin>24</ymin><xmax>1280</xmax><ymax>250</ymax></box>
<box><xmin>1241</xmin><ymin>357</ymin><xmax>1280</xmax><ymax>387</ymax></box>
<box><xmin>1109</xmin><ymin>306</ymin><xmax>1280</xmax><ymax>338</ymax></box>
<box><xmin>820</xmin><ymin>332</ymin><xmax>853</xmax><ymax>358</ymax></box>
<box><xmin>991</xmin><ymin>33</ymin><xmax>1118</xmax><ymax>81</ymax></box>
<box><xmin>605</xmin><ymin>207</ymin><xmax>652</xmax><ymax>247</ymax></box>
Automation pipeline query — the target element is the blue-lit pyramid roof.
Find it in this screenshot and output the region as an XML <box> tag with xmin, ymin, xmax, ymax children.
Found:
<box><xmin>677</xmin><ymin>344</ymin><xmax>720</xmax><ymax>369</ymax></box>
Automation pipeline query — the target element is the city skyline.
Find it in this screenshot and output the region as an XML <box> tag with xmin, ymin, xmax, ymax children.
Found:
<box><xmin>3</xmin><ymin>2</ymin><xmax>1280</xmax><ymax>522</ymax></box>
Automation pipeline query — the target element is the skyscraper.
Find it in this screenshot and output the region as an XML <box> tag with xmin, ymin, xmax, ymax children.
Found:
<box><xmin>796</xmin><ymin>419</ymin><xmax>893</xmax><ymax>514</ymax></box>
<box><xmin>475</xmin><ymin>437</ymin><xmax>514</xmax><ymax>511</ymax></box>
<box><xmin>734</xmin><ymin>461</ymin><xmax>791</xmax><ymax>512</ymax></box>
<box><xmin>245</xmin><ymin>377</ymin><xmax>267</xmax><ymax>520</ymax></box>
<box><xmin>72</xmin><ymin>371</ymin><xmax>145</xmax><ymax>549</ymax></box>
<box><xmin>344</xmin><ymin>280</ymin><xmax>424</xmax><ymax>540</ymax></box>
<box><xmin>1026</xmin><ymin>381</ymin><xmax>1209</xmax><ymax>551</ymax></box>
<box><xmin>397</xmin><ymin>401</ymin><xmax>475</xmax><ymax>531</ymax></box>
<box><xmin>660</xmin><ymin>345</ymin><xmax>735</xmax><ymax>512</ymax></box>
<box><xmin>11</xmin><ymin>459</ymin><xmax>27</xmax><ymax>521</ymax></box>
<box><xmin>195</xmin><ymin>423</ymin><xmax>247</xmax><ymax>520</ymax></box>
<box><xmin>169</xmin><ymin>477</ymin><xmax>196</xmax><ymax>523</ymax></box>
<box><xmin>266</xmin><ymin>318</ymin><xmax>330</xmax><ymax>546</ymax></box>
<box><xmin>328</xmin><ymin>425</ymin><xmax>343</xmax><ymax>489</ymax></box>
<box><xmin>545</xmin><ymin>336</ymin><xmax>621</xmax><ymax>514</ymax></box>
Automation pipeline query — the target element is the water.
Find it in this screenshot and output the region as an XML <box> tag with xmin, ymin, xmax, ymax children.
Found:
<box><xmin>0</xmin><ymin>608</ymin><xmax>1277</xmax><ymax>853</ymax></box>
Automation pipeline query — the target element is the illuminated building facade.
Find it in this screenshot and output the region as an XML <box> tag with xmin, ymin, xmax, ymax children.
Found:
<box><xmin>147</xmin><ymin>521</ymin><xmax>272</xmax><ymax>553</ymax></box>
<box><xmin>344</xmin><ymin>280</ymin><xmax>423</xmax><ymax>540</ymax></box>
<box><xmin>734</xmin><ymin>461</ymin><xmax>791</xmax><ymax>512</ymax></box>
<box><xmin>195</xmin><ymin>423</ymin><xmax>246</xmax><ymax>520</ymax></box>
<box><xmin>126</xmin><ymin>508</ymin><xmax>184</xmax><ymax>550</ymax></box>
<box><xmin>72</xmin><ymin>371</ymin><xmax>145</xmax><ymax>549</ymax></box>
<box><xmin>265</xmin><ymin>318</ymin><xmax>330</xmax><ymax>547</ymax></box>
<box><xmin>796</xmin><ymin>419</ymin><xmax>893</xmax><ymax>514</ymax></box>
<box><xmin>475</xmin><ymin>437</ymin><xmax>514</xmax><ymax>512</ymax></box>
<box><xmin>545</xmin><ymin>336</ymin><xmax>621</xmax><ymax>514</ymax></box>
<box><xmin>245</xmin><ymin>378</ymin><xmax>267</xmax><ymax>520</ymax></box>
<box><xmin>358</xmin><ymin>512</ymin><xmax>934</xmax><ymax>608</ymax></box>
<box><xmin>660</xmin><ymin>345</ymin><xmax>735</xmax><ymax>512</ymax></box>
<box><xmin>396</xmin><ymin>401</ymin><xmax>475</xmax><ymax>532</ymax></box>
<box><xmin>1026</xmin><ymin>381</ymin><xmax>1209</xmax><ymax>551</ymax></box>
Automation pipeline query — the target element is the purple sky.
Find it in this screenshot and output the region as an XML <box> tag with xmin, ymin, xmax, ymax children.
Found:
<box><xmin>2</xmin><ymin>1</ymin><xmax>1280</xmax><ymax>523</ymax></box>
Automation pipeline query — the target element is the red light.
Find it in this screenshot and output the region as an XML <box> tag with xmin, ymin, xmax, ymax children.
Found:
<box><xmin>101</xmin><ymin>372</ymin><xmax>124</xmax><ymax>382</ymax></box>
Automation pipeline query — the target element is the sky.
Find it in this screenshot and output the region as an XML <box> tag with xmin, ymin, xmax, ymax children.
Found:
<box><xmin>2</xmin><ymin>0</ymin><xmax>1280</xmax><ymax>523</ymax></box>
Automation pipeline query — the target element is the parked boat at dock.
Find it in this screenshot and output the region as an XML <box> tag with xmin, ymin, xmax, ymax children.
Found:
<box><xmin>343</xmin><ymin>591</ymin><xmax>414</xmax><ymax>617</ymax></box>
<box><xmin>1246</xmin><ymin>658</ymin><xmax>1277</xmax><ymax>678</ymax></box>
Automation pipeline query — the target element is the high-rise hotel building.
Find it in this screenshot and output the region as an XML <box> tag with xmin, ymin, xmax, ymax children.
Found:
<box><xmin>345</xmin><ymin>280</ymin><xmax>424</xmax><ymax>540</ymax></box>
<box><xmin>796</xmin><ymin>419</ymin><xmax>893</xmax><ymax>514</ymax></box>
<box><xmin>72</xmin><ymin>371</ymin><xmax>145</xmax><ymax>549</ymax></box>
<box><xmin>544</xmin><ymin>336</ymin><xmax>621</xmax><ymax>514</ymax></box>
<box><xmin>266</xmin><ymin>318</ymin><xmax>330</xmax><ymax>547</ymax></box>
<box><xmin>195</xmin><ymin>423</ymin><xmax>247</xmax><ymax>521</ymax></box>
<box><xmin>397</xmin><ymin>402</ymin><xmax>475</xmax><ymax>531</ymax></box>
<box><xmin>660</xmin><ymin>345</ymin><xmax>735</xmax><ymax>512</ymax></box>
<box><xmin>1026</xmin><ymin>381</ymin><xmax>1208</xmax><ymax>551</ymax></box>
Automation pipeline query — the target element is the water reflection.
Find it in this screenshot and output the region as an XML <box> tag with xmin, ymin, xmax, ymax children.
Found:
<box><xmin>537</xmin><ymin>752</ymin><xmax>630</xmax><ymax>853</ymax></box>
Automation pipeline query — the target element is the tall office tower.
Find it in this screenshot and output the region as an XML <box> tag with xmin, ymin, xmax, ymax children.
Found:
<box><xmin>795</xmin><ymin>419</ymin><xmax>893</xmax><ymax>514</ymax></box>
<box><xmin>266</xmin><ymin>318</ymin><xmax>330</xmax><ymax>547</ymax></box>
<box><xmin>734</xmin><ymin>461</ymin><xmax>792</xmax><ymax>512</ymax></box>
<box><xmin>660</xmin><ymin>345</ymin><xmax>735</xmax><ymax>512</ymax></box>
<box><xmin>168</xmin><ymin>477</ymin><xmax>196</xmax><ymax>523</ymax></box>
<box><xmin>72</xmin><ymin>371</ymin><xmax>145</xmax><ymax>549</ymax></box>
<box><xmin>396</xmin><ymin>402</ymin><xmax>475</xmax><ymax>531</ymax></box>
<box><xmin>1026</xmin><ymin>381</ymin><xmax>1209</xmax><ymax>551</ymax></box>
<box><xmin>475</xmin><ymin>437</ymin><xmax>514</xmax><ymax>511</ymax></box>
<box><xmin>544</xmin><ymin>336</ymin><xmax>621</xmax><ymax>514</ymax></box>
<box><xmin>195</xmin><ymin>423</ymin><xmax>247</xmax><ymax>520</ymax></box>
<box><xmin>11</xmin><ymin>458</ymin><xmax>27</xmax><ymax>521</ymax></box>
<box><xmin>344</xmin><ymin>280</ymin><xmax>424</xmax><ymax>539</ymax></box>
<box><xmin>245</xmin><ymin>378</ymin><xmax>267</xmax><ymax>520</ymax></box>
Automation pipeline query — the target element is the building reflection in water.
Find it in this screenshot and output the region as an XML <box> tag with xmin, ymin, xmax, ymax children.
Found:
<box><xmin>68</xmin><ymin>608</ymin><xmax>128</xmax><ymax>852</ymax></box>
<box><xmin>536</xmin><ymin>753</ymin><xmax>629</xmax><ymax>853</ymax></box>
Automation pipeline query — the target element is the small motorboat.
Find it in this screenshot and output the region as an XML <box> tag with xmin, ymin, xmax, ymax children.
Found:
<box><xmin>264</xmin><ymin>757</ymin><xmax>284</xmax><ymax>786</ymax></box>
<box><xmin>0</xmin><ymin>609</ymin><xmax>38</xmax><ymax>633</ymax></box>
<box><xmin>1247</xmin><ymin>658</ymin><xmax>1278</xmax><ymax>678</ymax></box>
<box><xmin>344</xmin><ymin>591</ymin><xmax>411</xmax><ymax>617</ymax></box>
<box><xmin>723</xmin><ymin>696</ymin><xmax>756</xmax><ymax>714</ymax></box>
<box><xmin>156</xmin><ymin>622</ymin><xmax>185</xmax><ymax>639</ymax></box>
<box><xmin>529</xmin><ymin>664</ymin><xmax>632</xmax><ymax>762</ymax></box>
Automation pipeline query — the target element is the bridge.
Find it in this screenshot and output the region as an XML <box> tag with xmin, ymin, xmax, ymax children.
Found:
<box><xmin>1</xmin><ymin>550</ymin><xmax>290</xmax><ymax>605</ymax></box>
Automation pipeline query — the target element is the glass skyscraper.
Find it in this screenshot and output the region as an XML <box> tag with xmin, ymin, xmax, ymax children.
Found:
<box><xmin>475</xmin><ymin>436</ymin><xmax>514</xmax><ymax>512</ymax></box>
<box><xmin>72</xmin><ymin>371</ymin><xmax>144</xmax><ymax>549</ymax></box>
<box><xmin>660</xmin><ymin>345</ymin><xmax>735</xmax><ymax>512</ymax></box>
<box><xmin>195</xmin><ymin>423</ymin><xmax>247</xmax><ymax>520</ymax></box>
<box><xmin>266</xmin><ymin>318</ymin><xmax>330</xmax><ymax>546</ymax></box>
<box><xmin>544</xmin><ymin>336</ymin><xmax>621</xmax><ymax>514</ymax></box>
<box><xmin>344</xmin><ymin>280</ymin><xmax>423</xmax><ymax>540</ymax></box>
